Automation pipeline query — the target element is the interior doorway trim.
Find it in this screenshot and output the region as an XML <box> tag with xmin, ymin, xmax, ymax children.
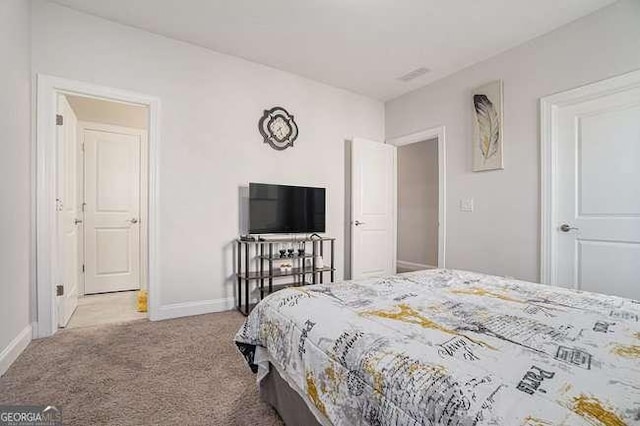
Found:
<box><xmin>539</xmin><ymin>68</ymin><xmax>640</xmax><ymax>286</ymax></box>
<box><xmin>386</xmin><ymin>125</ymin><xmax>446</xmax><ymax>269</ymax></box>
<box><xmin>35</xmin><ymin>74</ymin><xmax>162</xmax><ymax>338</ymax></box>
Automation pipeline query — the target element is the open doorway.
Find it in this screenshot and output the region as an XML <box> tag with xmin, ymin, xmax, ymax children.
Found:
<box><xmin>56</xmin><ymin>94</ymin><xmax>149</xmax><ymax>329</ymax></box>
<box><xmin>36</xmin><ymin>75</ymin><xmax>160</xmax><ymax>338</ymax></box>
<box><xmin>387</xmin><ymin>126</ymin><xmax>446</xmax><ymax>273</ymax></box>
<box><xmin>396</xmin><ymin>138</ymin><xmax>438</xmax><ymax>272</ymax></box>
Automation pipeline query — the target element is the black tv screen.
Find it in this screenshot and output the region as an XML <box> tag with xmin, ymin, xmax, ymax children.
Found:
<box><xmin>249</xmin><ymin>183</ymin><xmax>326</xmax><ymax>234</ymax></box>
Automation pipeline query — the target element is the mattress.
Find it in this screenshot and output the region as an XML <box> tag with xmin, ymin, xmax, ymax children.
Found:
<box><xmin>235</xmin><ymin>269</ymin><xmax>640</xmax><ymax>425</ymax></box>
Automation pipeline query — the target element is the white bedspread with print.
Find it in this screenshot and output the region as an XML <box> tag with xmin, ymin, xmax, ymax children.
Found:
<box><xmin>235</xmin><ymin>269</ymin><xmax>640</xmax><ymax>425</ymax></box>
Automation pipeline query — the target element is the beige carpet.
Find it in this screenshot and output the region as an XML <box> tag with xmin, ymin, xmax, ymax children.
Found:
<box><xmin>0</xmin><ymin>311</ymin><xmax>283</xmax><ymax>426</ymax></box>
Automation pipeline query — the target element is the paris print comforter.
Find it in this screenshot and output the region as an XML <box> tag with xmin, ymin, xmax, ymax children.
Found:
<box><xmin>235</xmin><ymin>269</ymin><xmax>640</xmax><ymax>425</ymax></box>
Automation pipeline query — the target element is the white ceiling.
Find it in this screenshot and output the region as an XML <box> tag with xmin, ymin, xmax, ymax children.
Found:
<box><xmin>51</xmin><ymin>0</ymin><xmax>616</xmax><ymax>100</ymax></box>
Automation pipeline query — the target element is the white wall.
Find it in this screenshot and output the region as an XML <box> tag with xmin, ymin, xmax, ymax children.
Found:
<box><xmin>0</xmin><ymin>0</ymin><xmax>32</xmax><ymax>372</ymax></box>
<box><xmin>386</xmin><ymin>0</ymin><xmax>640</xmax><ymax>282</ymax></box>
<box><xmin>67</xmin><ymin>95</ymin><xmax>148</xmax><ymax>129</ymax></box>
<box><xmin>397</xmin><ymin>139</ymin><xmax>438</xmax><ymax>267</ymax></box>
<box><xmin>31</xmin><ymin>1</ymin><xmax>384</xmax><ymax>312</ymax></box>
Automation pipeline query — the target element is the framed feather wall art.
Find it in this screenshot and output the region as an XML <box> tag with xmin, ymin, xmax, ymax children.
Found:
<box><xmin>472</xmin><ymin>80</ymin><xmax>504</xmax><ymax>171</ymax></box>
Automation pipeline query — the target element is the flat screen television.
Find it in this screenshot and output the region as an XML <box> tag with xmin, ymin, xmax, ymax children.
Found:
<box><xmin>249</xmin><ymin>183</ymin><xmax>326</xmax><ymax>234</ymax></box>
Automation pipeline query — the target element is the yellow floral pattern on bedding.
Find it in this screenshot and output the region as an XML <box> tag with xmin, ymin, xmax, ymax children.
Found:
<box><xmin>235</xmin><ymin>269</ymin><xmax>640</xmax><ymax>425</ymax></box>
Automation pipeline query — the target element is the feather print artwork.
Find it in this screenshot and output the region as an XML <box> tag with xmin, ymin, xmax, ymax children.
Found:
<box><xmin>473</xmin><ymin>94</ymin><xmax>500</xmax><ymax>160</ymax></box>
<box><xmin>472</xmin><ymin>80</ymin><xmax>503</xmax><ymax>171</ymax></box>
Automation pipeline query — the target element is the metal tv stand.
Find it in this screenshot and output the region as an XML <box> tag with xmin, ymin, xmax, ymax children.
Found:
<box><xmin>235</xmin><ymin>236</ymin><xmax>335</xmax><ymax>315</ymax></box>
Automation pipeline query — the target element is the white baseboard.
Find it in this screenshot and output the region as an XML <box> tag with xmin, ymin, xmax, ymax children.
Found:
<box><xmin>397</xmin><ymin>260</ymin><xmax>437</xmax><ymax>272</ymax></box>
<box><xmin>154</xmin><ymin>297</ymin><xmax>235</xmax><ymax>321</ymax></box>
<box><xmin>0</xmin><ymin>324</ymin><xmax>32</xmax><ymax>377</ymax></box>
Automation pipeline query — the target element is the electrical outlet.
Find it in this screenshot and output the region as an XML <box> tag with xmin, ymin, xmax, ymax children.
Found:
<box><xmin>460</xmin><ymin>198</ymin><xmax>474</xmax><ymax>212</ymax></box>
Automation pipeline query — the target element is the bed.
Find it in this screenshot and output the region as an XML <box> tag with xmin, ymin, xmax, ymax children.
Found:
<box><xmin>235</xmin><ymin>269</ymin><xmax>640</xmax><ymax>425</ymax></box>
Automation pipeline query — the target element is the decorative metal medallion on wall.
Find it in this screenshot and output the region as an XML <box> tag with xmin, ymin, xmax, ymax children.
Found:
<box><xmin>258</xmin><ymin>106</ymin><xmax>299</xmax><ymax>150</ymax></box>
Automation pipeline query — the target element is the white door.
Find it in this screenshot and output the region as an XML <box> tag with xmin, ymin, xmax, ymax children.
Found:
<box><xmin>56</xmin><ymin>95</ymin><xmax>80</xmax><ymax>327</ymax></box>
<box><xmin>351</xmin><ymin>138</ymin><xmax>396</xmax><ymax>279</ymax></box>
<box><xmin>556</xmin><ymin>86</ymin><xmax>640</xmax><ymax>299</ymax></box>
<box><xmin>84</xmin><ymin>126</ymin><xmax>141</xmax><ymax>294</ymax></box>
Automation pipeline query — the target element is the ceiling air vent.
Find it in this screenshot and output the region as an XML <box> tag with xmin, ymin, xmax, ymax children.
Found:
<box><xmin>397</xmin><ymin>67</ymin><xmax>430</xmax><ymax>82</ymax></box>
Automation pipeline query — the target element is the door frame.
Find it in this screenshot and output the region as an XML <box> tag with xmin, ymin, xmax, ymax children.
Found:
<box><xmin>539</xmin><ymin>68</ymin><xmax>640</xmax><ymax>285</ymax></box>
<box><xmin>386</xmin><ymin>125</ymin><xmax>447</xmax><ymax>269</ymax></box>
<box><xmin>35</xmin><ymin>74</ymin><xmax>161</xmax><ymax>338</ymax></box>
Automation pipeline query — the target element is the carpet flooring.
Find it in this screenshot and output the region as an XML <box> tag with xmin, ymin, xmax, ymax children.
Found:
<box><xmin>0</xmin><ymin>311</ymin><xmax>283</xmax><ymax>426</ymax></box>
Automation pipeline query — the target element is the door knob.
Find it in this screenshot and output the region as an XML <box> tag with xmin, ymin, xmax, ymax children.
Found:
<box><xmin>74</xmin><ymin>218</ymin><xmax>83</xmax><ymax>225</ymax></box>
<box><xmin>129</xmin><ymin>218</ymin><xmax>139</xmax><ymax>224</ymax></box>
<box><xmin>354</xmin><ymin>220</ymin><xmax>365</xmax><ymax>226</ymax></box>
<box><xmin>560</xmin><ymin>223</ymin><xmax>579</xmax><ymax>232</ymax></box>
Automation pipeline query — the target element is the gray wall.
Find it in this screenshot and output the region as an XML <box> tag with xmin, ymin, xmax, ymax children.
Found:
<box><xmin>386</xmin><ymin>0</ymin><xmax>640</xmax><ymax>282</ymax></box>
<box><xmin>397</xmin><ymin>139</ymin><xmax>438</xmax><ymax>267</ymax></box>
<box><xmin>0</xmin><ymin>0</ymin><xmax>31</xmax><ymax>357</ymax></box>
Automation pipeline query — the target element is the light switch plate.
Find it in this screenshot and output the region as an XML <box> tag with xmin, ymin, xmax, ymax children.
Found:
<box><xmin>460</xmin><ymin>198</ymin><xmax>474</xmax><ymax>212</ymax></box>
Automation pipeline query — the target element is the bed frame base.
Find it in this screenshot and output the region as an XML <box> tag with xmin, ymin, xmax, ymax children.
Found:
<box><xmin>259</xmin><ymin>367</ymin><xmax>322</xmax><ymax>426</ymax></box>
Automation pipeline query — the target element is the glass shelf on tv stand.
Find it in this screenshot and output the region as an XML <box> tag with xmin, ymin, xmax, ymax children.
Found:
<box><xmin>237</xmin><ymin>236</ymin><xmax>336</xmax><ymax>243</ymax></box>
<box><xmin>237</xmin><ymin>266</ymin><xmax>335</xmax><ymax>281</ymax></box>
<box><xmin>257</xmin><ymin>253</ymin><xmax>313</xmax><ymax>261</ymax></box>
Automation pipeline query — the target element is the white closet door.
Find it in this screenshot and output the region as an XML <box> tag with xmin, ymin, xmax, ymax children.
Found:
<box><xmin>84</xmin><ymin>127</ymin><xmax>141</xmax><ymax>294</ymax></box>
<box><xmin>556</xmin><ymin>86</ymin><xmax>640</xmax><ymax>299</ymax></box>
